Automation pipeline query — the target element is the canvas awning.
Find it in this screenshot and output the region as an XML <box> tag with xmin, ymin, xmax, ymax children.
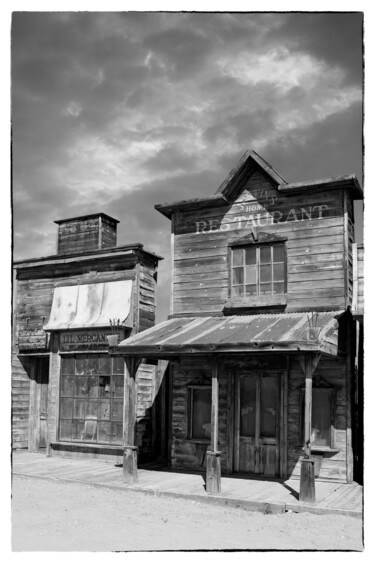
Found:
<box><xmin>44</xmin><ymin>280</ymin><xmax>133</xmax><ymax>330</ymax></box>
<box><xmin>116</xmin><ymin>311</ymin><xmax>345</xmax><ymax>357</ymax></box>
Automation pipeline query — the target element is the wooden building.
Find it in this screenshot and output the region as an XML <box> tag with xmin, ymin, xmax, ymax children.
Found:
<box><xmin>116</xmin><ymin>150</ymin><xmax>364</xmax><ymax>494</ymax></box>
<box><xmin>12</xmin><ymin>213</ymin><xmax>163</xmax><ymax>463</ymax></box>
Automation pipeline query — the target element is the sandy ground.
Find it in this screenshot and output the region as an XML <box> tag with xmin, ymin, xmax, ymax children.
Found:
<box><xmin>11</xmin><ymin>475</ymin><xmax>363</xmax><ymax>551</ymax></box>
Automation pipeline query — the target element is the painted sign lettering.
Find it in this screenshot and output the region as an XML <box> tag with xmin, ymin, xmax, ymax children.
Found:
<box><xmin>195</xmin><ymin>205</ymin><xmax>329</xmax><ymax>234</ymax></box>
<box><xmin>60</xmin><ymin>329</ymin><xmax>122</xmax><ymax>351</ymax></box>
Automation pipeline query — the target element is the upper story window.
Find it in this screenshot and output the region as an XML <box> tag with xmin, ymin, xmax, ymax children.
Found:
<box><xmin>231</xmin><ymin>243</ymin><xmax>286</xmax><ymax>297</ymax></box>
<box><xmin>225</xmin><ymin>232</ymin><xmax>287</xmax><ymax>312</ymax></box>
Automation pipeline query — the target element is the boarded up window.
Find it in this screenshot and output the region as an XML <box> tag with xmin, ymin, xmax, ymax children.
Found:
<box><xmin>188</xmin><ymin>387</ymin><xmax>211</xmax><ymax>440</ymax></box>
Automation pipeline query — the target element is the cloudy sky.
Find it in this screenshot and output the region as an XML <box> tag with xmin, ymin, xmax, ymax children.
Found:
<box><xmin>11</xmin><ymin>11</ymin><xmax>363</xmax><ymax>321</ymax></box>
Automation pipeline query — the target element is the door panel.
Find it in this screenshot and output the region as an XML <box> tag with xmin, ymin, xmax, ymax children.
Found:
<box><xmin>236</xmin><ymin>372</ymin><xmax>280</xmax><ymax>477</ymax></box>
<box><xmin>28</xmin><ymin>357</ymin><xmax>49</xmax><ymax>452</ymax></box>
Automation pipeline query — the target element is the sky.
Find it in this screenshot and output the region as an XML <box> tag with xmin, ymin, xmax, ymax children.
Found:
<box><xmin>11</xmin><ymin>10</ymin><xmax>364</xmax><ymax>322</ymax></box>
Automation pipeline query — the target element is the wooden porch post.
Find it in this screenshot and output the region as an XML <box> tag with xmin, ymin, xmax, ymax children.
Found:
<box><xmin>206</xmin><ymin>356</ymin><xmax>221</xmax><ymax>494</ymax></box>
<box><xmin>298</xmin><ymin>353</ymin><xmax>320</xmax><ymax>503</ymax></box>
<box><xmin>123</xmin><ymin>356</ymin><xmax>141</xmax><ymax>483</ymax></box>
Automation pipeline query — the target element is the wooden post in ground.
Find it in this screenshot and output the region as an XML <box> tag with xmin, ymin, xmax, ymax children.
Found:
<box><xmin>206</xmin><ymin>357</ymin><xmax>221</xmax><ymax>494</ymax></box>
<box><xmin>123</xmin><ymin>356</ymin><xmax>141</xmax><ymax>483</ymax></box>
<box><xmin>298</xmin><ymin>353</ymin><xmax>320</xmax><ymax>503</ymax></box>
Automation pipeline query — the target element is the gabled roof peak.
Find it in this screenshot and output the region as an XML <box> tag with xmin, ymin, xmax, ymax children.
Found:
<box><xmin>215</xmin><ymin>149</ymin><xmax>287</xmax><ymax>201</ymax></box>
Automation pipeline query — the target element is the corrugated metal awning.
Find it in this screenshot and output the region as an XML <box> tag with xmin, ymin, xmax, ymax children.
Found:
<box><xmin>44</xmin><ymin>280</ymin><xmax>133</xmax><ymax>330</ymax></box>
<box><xmin>116</xmin><ymin>311</ymin><xmax>345</xmax><ymax>356</ymax></box>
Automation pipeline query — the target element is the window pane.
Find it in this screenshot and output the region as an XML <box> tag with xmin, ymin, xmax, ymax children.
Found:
<box><xmin>273</xmin><ymin>245</ymin><xmax>285</xmax><ymax>262</ymax></box>
<box><xmin>81</xmin><ymin>418</ymin><xmax>97</xmax><ymax>441</ymax></box>
<box><xmin>232</xmin><ymin>267</ymin><xmax>244</xmax><ymax>285</ymax></box>
<box><xmin>97</xmin><ymin>422</ymin><xmax>111</xmax><ymax>443</ymax></box>
<box><xmin>86</xmin><ymin>401</ymin><xmax>98</xmax><ymax>418</ymax></box>
<box><xmin>260</xmin><ymin>265</ymin><xmax>271</xmax><ymax>283</ymax></box>
<box><xmin>245</xmin><ymin>265</ymin><xmax>256</xmax><ymax>284</ymax></box>
<box><xmin>260</xmin><ymin>377</ymin><xmax>277</xmax><ymax>437</ymax></box>
<box><xmin>72</xmin><ymin>420</ymin><xmax>85</xmax><ymax>441</ymax></box>
<box><xmin>232</xmin><ymin>285</ymin><xmax>244</xmax><ymax>297</ymax></box>
<box><xmin>75</xmin><ymin>376</ymin><xmax>89</xmax><ymax>397</ymax></box>
<box><xmin>60</xmin><ymin>398</ymin><xmax>73</xmax><ymax>419</ymax></box>
<box><xmin>240</xmin><ymin>376</ymin><xmax>256</xmax><ymax>437</ymax></box>
<box><xmin>73</xmin><ymin>398</ymin><xmax>86</xmax><ymax>419</ymax></box>
<box><xmin>61</xmin><ymin>375</ymin><xmax>74</xmax><ymax>397</ymax></box>
<box><xmin>232</xmin><ymin>248</ymin><xmax>244</xmax><ymax>266</ymax></box>
<box><xmin>191</xmin><ymin>388</ymin><xmax>211</xmax><ymax>439</ymax></box>
<box><xmin>111</xmin><ymin>422</ymin><xmax>123</xmax><ymax>445</ymax></box>
<box><xmin>260</xmin><ymin>246</ymin><xmax>271</xmax><ymax>264</ymax></box>
<box><xmin>245</xmin><ymin>284</ymin><xmax>257</xmax><ymax>296</ymax></box>
<box><xmin>98</xmin><ymin>375</ymin><xmax>111</xmax><ymax>397</ymax></box>
<box><xmin>112</xmin><ymin>399</ymin><xmax>123</xmax><ymax>421</ymax></box>
<box><xmin>273</xmin><ymin>282</ymin><xmax>285</xmax><ymax>294</ymax></box>
<box><xmin>98</xmin><ymin>399</ymin><xmax>111</xmax><ymax>420</ymax></box>
<box><xmin>75</xmin><ymin>356</ymin><xmax>87</xmax><ymax>375</ymax></box>
<box><xmin>273</xmin><ymin>263</ymin><xmax>285</xmax><ymax>281</ymax></box>
<box><xmin>99</xmin><ymin>356</ymin><xmax>111</xmax><ymax>374</ymax></box>
<box><xmin>311</xmin><ymin>390</ymin><xmax>331</xmax><ymax>446</ymax></box>
<box><xmin>245</xmin><ymin>247</ymin><xmax>256</xmax><ymax>265</ymax></box>
<box><xmin>112</xmin><ymin>375</ymin><xmax>124</xmax><ymax>398</ymax></box>
<box><xmin>260</xmin><ymin>283</ymin><xmax>272</xmax><ymax>294</ymax></box>
<box><xmin>59</xmin><ymin>420</ymin><xmax>72</xmax><ymax>441</ymax></box>
<box><xmin>87</xmin><ymin>376</ymin><xmax>99</xmax><ymax>398</ymax></box>
<box><xmin>87</xmin><ymin>356</ymin><xmax>99</xmax><ymax>375</ymax></box>
<box><xmin>61</xmin><ymin>356</ymin><xmax>74</xmax><ymax>375</ymax></box>
<box><xmin>113</xmin><ymin>357</ymin><xmax>124</xmax><ymax>375</ymax></box>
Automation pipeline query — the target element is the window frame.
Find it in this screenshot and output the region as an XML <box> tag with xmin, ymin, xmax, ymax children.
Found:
<box><xmin>58</xmin><ymin>353</ymin><xmax>124</xmax><ymax>446</ymax></box>
<box><xmin>300</xmin><ymin>387</ymin><xmax>336</xmax><ymax>451</ymax></box>
<box><xmin>187</xmin><ymin>384</ymin><xmax>212</xmax><ymax>443</ymax></box>
<box><xmin>227</xmin><ymin>236</ymin><xmax>288</xmax><ymax>310</ymax></box>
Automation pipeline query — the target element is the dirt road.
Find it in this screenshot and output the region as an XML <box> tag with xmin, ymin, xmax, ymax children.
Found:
<box><xmin>11</xmin><ymin>475</ymin><xmax>363</xmax><ymax>551</ymax></box>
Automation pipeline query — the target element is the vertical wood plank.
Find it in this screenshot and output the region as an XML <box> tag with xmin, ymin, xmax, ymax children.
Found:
<box><xmin>227</xmin><ymin>368</ymin><xmax>234</xmax><ymax>473</ymax></box>
<box><xmin>255</xmin><ymin>374</ymin><xmax>261</xmax><ymax>473</ymax></box>
<box><xmin>346</xmin><ymin>318</ymin><xmax>354</xmax><ymax>483</ymax></box>
<box><xmin>304</xmin><ymin>355</ymin><xmax>313</xmax><ymax>458</ymax></box>
<box><xmin>210</xmin><ymin>357</ymin><xmax>219</xmax><ymax>452</ymax></box>
<box><xmin>352</xmin><ymin>242</ymin><xmax>358</xmax><ymax>310</ymax></box>
<box><xmin>170</xmin><ymin>215</ymin><xmax>175</xmax><ymax>317</ymax></box>
<box><xmin>343</xmin><ymin>190</ymin><xmax>350</xmax><ymax>308</ymax></box>
<box><xmin>233</xmin><ymin>371</ymin><xmax>240</xmax><ymax>472</ymax></box>
<box><xmin>28</xmin><ymin>359</ymin><xmax>37</xmax><ymax>452</ymax></box>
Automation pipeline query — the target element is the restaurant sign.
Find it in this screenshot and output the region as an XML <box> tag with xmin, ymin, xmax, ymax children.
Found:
<box><xmin>60</xmin><ymin>329</ymin><xmax>122</xmax><ymax>352</ymax></box>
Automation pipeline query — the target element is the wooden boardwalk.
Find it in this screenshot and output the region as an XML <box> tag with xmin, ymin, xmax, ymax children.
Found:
<box><xmin>12</xmin><ymin>450</ymin><xmax>362</xmax><ymax>517</ymax></box>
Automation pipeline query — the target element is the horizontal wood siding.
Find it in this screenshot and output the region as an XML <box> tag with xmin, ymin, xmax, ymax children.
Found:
<box><xmin>287</xmin><ymin>355</ymin><xmax>348</xmax><ymax>482</ymax></box>
<box><xmin>357</xmin><ymin>245</ymin><xmax>364</xmax><ymax>313</ymax></box>
<box><xmin>138</xmin><ymin>259</ymin><xmax>157</xmax><ymax>332</ymax></box>
<box><xmin>11</xmin><ymin>353</ymin><xmax>31</xmax><ymax>449</ymax></box>
<box><xmin>172</xmin><ymin>168</ymin><xmax>347</xmax><ymax>314</ymax></box>
<box><xmin>15</xmin><ymin>268</ymin><xmax>137</xmax><ymax>347</ymax></box>
<box><xmin>57</xmin><ymin>218</ymin><xmax>100</xmax><ymax>255</ymax></box>
<box><xmin>171</xmin><ymin>357</ymin><xmax>230</xmax><ymax>473</ymax></box>
<box><xmin>101</xmin><ymin>217</ymin><xmax>117</xmax><ymax>249</ymax></box>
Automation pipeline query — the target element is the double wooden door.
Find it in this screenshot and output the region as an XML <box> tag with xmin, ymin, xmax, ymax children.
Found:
<box><xmin>234</xmin><ymin>372</ymin><xmax>285</xmax><ymax>477</ymax></box>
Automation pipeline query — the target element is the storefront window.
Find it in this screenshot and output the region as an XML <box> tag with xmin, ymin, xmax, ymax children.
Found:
<box><xmin>188</xmin><ymin>386</ymin><xmax>211</xmax><ymax>440</ymax></box>
<box><xmin>59</xmin><ymin>354</ymin><xmax>124</xmax><ymax>445</ymax></box>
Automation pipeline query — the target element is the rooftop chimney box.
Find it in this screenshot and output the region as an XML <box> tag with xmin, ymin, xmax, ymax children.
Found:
<box><xmin>54</xmin><ymin>213</ymin><xmax>119</xmax><ymax>255</ymax></box>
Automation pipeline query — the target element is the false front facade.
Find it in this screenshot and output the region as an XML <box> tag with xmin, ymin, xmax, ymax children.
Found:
<box><xmin>116</xmin><ymin>150</ymin><xmax>364</xmax><ymax>493</ymax></box>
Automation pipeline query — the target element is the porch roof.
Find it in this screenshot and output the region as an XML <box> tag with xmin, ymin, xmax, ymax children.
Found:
<box><xmin>116</xmin><ymin>311</ymin><xmax>345</xmax><ymax>357</ymax></box>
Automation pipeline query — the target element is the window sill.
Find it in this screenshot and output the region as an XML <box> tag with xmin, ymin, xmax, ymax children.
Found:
<box><xmin>185</xmin><ymin>438</ymin><xmax>210</xmax><ymax>445</ymax></box>
<box><xmin>224</xmin><ymin>294</ymin><xmax>287</xmax><ymax>311</ymax></box>
<box><xmin>300</xmin><ymin>446</ymin><xmax>340</xmax><ymax>453</ymax></box>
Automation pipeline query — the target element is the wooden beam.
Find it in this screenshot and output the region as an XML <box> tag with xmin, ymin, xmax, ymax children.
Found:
<box><xmin>123</xmin><ymin>356</ymin><xmax>142</xmax><ymax>483</ymax></box>
<box><xmin>206</xmin><ymin>357</ymin><xmax>221</xmax><ymax>494</ymax></box>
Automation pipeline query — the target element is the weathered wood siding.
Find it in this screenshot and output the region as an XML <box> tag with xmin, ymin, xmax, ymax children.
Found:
<box><xmin>101</xmin><ymin>216</ymin><xmax>117</xmax><ymax>249</ymax></box>
<box><xmin>57</xmin><ymin>217</ymin><xmax>100</xmax><ymax>255</ymax></box>
<box><xmin>138</xmin><ymin>257</ymin><xmax>158</xmax><ymax>332</ymax></box>
<box><xmin>170</xmin><ymin>357</ymin><xmax>230</xmax><ymax>473</ymax></box>
<box><xmin>11</xmin><ymin>353</ymin><xmax>31</xmax><ymax>449</ymax></box>
<box><xmin>287</xmin><ymin>355</ymin><xmax>348</xmax><ymax>482</ymax></box>
<box><xmin>356</xmin><ymin>244</ymin><xmax>364</xmax><ymax>314</ymax></box>
<box><xmin>172</xmin><ymin>168</ymin><xmax>350</xmax><ymax>315</ymax></box>
<box><xmin>15</xmin><ymin>268</ymin><xmax>138</xmax><ymax>347</ymax></box>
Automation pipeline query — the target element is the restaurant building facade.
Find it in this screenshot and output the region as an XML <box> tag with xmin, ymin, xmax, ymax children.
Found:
<box><xmin>12</xmin><ymin>213</ymin><xmax>163</xmax><ymax>463</ymax></box>
<box><xmin>116</xmin><ymin>150</ymin><xmax>364</xmax><ymax>494</ymax></box>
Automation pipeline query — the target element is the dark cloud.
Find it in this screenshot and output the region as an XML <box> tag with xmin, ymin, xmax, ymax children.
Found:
<box><xmin>11</xmin><ymin>12</ymin><xmax>363</xmax><ymax>322</ymax></box>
